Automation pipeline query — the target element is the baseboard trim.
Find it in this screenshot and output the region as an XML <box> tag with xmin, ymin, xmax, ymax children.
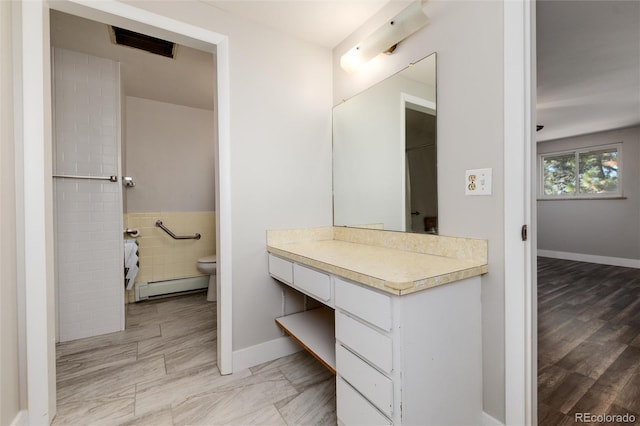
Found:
<box><xmin>232</xmin><ymin>336</ymin><xmax>302</xmax><ymax>372</ymax></box>
<box><xmin>135</xmin><ymin>276</ymin><xmax>209</xmax><ymax>302</ymax></box>
<box><xmin>482</xmin><ymin>411</ymin><xmax>504</xmax><ymax>426</ymax></box>
<box><xmin>538</xmin><ymin>250</ymin><xmax>640</xmax><ymax>269</ymax></box>
<box><xmin>10</xmin><ymin>410</ymin><xmax>28</xmax><ymax>426</ymax></box>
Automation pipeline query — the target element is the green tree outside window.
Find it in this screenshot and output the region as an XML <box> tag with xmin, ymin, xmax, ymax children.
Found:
<box><xmin>578</xmin><ymin>149</ymin><xmax>618</xmax><ymax>194</ymax></box>
<box><xmin>540</xmin><ymin>145</ymin><xmax>620</xmax><ymax>198</ymax></box>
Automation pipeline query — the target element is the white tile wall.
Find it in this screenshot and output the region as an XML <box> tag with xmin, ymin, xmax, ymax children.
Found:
<box><xmin>53</xmin><ymin>48</ymin><xmax>124</xmax><ymax>342</ymax></box>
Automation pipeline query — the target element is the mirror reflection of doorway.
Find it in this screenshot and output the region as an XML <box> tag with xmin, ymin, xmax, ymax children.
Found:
<box><xmin>405</xmin><ymin>107</ymin><xmax>437</xmax><ymax>234</ymax></box>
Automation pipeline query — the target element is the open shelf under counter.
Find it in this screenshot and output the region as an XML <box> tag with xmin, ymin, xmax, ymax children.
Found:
<box><xmin>275</xmin><ymin>307</ymin><xmax>336</xmax><ymax>374</ymax></box>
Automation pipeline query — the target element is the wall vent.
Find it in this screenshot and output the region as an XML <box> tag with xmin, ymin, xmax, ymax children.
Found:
<box><xmin>110</xmin><ymin>26</ymin><xmax>176</xmax><ymax>58</ymax></box>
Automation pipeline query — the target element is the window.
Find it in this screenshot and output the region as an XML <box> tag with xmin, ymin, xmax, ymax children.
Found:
<box><xmin>539</xmin><ymin>144</ymin><xmax>622</xmax><ymax>199</ymax></box>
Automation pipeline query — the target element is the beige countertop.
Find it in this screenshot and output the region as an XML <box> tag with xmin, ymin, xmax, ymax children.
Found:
<box><xmin>267</xmin><ymin>227</ymin><xmax>488</xmax><ymax>295</ymax></box>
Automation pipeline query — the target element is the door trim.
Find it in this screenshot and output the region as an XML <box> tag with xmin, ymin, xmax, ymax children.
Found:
<box><xmin>503</xmin><ymin>0</ymin><xmax>536</xmax><ymax>424</ymax></box>
<box><xmin>21</xmin><ymin>1</ymin><xmax>233</xmax><ymax>421</ymax></box>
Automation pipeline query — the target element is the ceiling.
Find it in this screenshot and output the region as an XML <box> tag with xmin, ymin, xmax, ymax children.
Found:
<box><xmin>200</xmin><ymin>0</ymin><xmax>393</xmax><ymax>48</ymax></box>
<box><xmin>202</xmin><ymin>0</ymin><xmax>640</xmax><ymax>143</ymax></box>
<box><xmin>51</xmin><ymin>1</ymin><xmax>639</xmax><ymax>142</ymax></box>
<box><xmin>536</xmin><ymin>0</ymin><xmax>640</xmax><ymax>142</ymax></box>
<box><xmin>49</xmin><ymin>2</ymin><xmax>394</xmax><ymax>110</ymax></box>
<box><xmin>50</xmin><ymin>10</ymin><xmax>216</xmax><ymax>111</ymax></box>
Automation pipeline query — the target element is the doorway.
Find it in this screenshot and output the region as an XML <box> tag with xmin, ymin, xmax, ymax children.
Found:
<box><xmin>50</xmin><ymin>10</ymin><xmax>218</xmax><ymax>345</ymax></box>
<box><xmin>49</xmin><ymin>3</ymin><xmax>223</xmax><ymax>347</ymax></box>
<box><xmin>19</xmin><ymin>1</ymin><xmax>232</xmax><ymax>420</ymax></box>
<box><xmin>535</xmin><ymin>0</ymin><xmax>640</xmax><ymax>422</ymax></box>
<box><xmin>404</xmin><ymin>106</ymin><xmax>437</xmax><ymax>234</ymax></box>
<box><xmin>401</xmin><ymin>94</ymin><xmax>437</xmax><ymax>234</ymax></box>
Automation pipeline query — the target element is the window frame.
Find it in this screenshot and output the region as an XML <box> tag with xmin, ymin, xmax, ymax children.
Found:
<box><xmin>538</xmin><ymin>143</ymin><xmax>623</xmax><ymax>200</ymax></box>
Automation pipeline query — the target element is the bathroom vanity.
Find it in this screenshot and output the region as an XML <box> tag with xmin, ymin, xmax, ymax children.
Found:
<box><xmin>267</xmin><ymin>226</ymin><xmax>488</xmax><ymax>425</ymax></box>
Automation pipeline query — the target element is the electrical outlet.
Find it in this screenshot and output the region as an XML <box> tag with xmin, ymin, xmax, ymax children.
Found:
<box><xmin>465</xmin><ymin>168</ymin><xmax>492</xmax><ymax>195</ymax></box>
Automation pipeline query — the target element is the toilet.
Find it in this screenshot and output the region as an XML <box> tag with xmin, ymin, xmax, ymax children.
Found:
<box><xmin>197</xmin><ymin>255</ymin><xmax>216</xmax><ymax>302</ymax></box>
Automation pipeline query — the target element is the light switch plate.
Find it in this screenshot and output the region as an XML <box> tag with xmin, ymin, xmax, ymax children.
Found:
<box><xmin>465</xmin><ymin>168</ymin><xmax>492</xmax><ymax>195</ymax></box>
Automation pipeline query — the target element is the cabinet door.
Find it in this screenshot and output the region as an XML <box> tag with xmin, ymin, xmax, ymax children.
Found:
<box><xmin>337</xmin><ymin>377</ymin><xmax>391</xmax><ymax>426</ymax></box>
<box><xmin>268</xmin><ymin>254</ymin><xmax>293</xmax><ymax>284</ymax></box>
<box><xmin>335</xmin><ymin>277</ymin><xmax>391</xmax><ymax>331</ymax></box>
<box><xmin>337</xmin><ymin>344</ymin><xmax>393</xmax><ymax>417</ymax></box>
<box><xmin>335</xmin><ymin>311</ymin><xmax>392</xmax><ymax>373</ymax></box>
<box><xmin>293</xmin><ymin>263</ymin><xmax>331</xmax><ymax>302</ymax></box>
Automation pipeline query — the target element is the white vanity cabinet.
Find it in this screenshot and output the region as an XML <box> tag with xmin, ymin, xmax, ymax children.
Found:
<box><xmin>268</xmin><ymin>253</ymin><xmax>483</xmax><ymax>425</ymax></box>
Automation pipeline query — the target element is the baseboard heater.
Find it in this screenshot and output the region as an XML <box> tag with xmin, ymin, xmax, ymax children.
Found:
<box><xmin>135</xmin><ymin>276</ymin><xmax>208</xmax><ymax>301</ymax></box>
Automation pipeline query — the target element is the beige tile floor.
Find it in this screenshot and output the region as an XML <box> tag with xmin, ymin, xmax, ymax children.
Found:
<box><xmin>53</xmin><ymin>292</ymin><xmax>336</xmax><ymax>425</ymax></box>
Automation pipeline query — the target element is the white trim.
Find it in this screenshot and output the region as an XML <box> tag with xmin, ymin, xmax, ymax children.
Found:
<box><xmin>232</xmin><ymin>336</ymin><xmax>303</xmax><ymax>372</ymax></box>
<box><xmin>504</xmin><ymin>0</ymin><xmax>535</xmax><ymax>425</ymax></box>
<box><xmin>22</xmin><ymin>2</ymin><xmax>234</xmax><ymax>420</ymax></box>
<box><xmin>538</xmin><ymin>250</ymin><xmax>640</xmax><ymax>269</ymax></box>
<box><xmin>56</xmin><ymin>0</ymin><xmax>226</xmax><ymax>47</ymax></box>
<box><xmin>12</xmin><ymin>0</ymin><xmax>30</xmax><ymax>410</ymax></box>
<box><xmin>215</xmin><ymin>37</ymin><xmax>233</xmax><ymax>375</ymax></box>
<box><xmin>21</xmin><ymin>1</ymin><xmax>56</xmax><ymax>422</ymax></box>
<box><xmin>401</xmin><ymin>92</ymin><xmax>436</xmax><ymax>115</ymax></box>
<box><xmin>135</xmin><ymin>276</ymin><xmax>209</xmax><ymax>301</ymax></box>
<box><xmin>10</xmin><ymin>410</ymin><xmax>28</xmax><ymax>426</ymax></box>
<box><xmin>54</xmin><ymin>0</ymin><xmax>234</xmax><ymax>377</ymax></box>
<box><xmin>482</xmin><ymin>411</ymin><xmax>505</xmax><ymax>426</ymax></box>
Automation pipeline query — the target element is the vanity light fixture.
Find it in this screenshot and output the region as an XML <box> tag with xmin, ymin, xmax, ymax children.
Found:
<box><xmin>340</xmin><ymin>0</ymin><xmax>429</xmax><ymax>73</ymax></box>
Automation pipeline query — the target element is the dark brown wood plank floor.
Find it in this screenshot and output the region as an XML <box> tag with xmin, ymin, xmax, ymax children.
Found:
<box><xmin>538</xmin><ymin>257</ymin><xmax>640</xmax><ymax>425</ymax></box>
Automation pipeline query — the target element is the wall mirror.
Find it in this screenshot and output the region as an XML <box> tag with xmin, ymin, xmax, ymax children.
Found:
<box><xmin>333</xmin><ymin>53</ymin><xmax>437</xmax><ymax>234</ymax></box>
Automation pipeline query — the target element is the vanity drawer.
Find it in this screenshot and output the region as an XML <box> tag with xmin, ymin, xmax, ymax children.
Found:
<box><xmin>293</xmin><ymin>263</ymin><xmax>331</xmax><ymax>302</ymax></box>
<box><xmin>336</xmin><ymin>344</ymin><xmax>393</xmax><ymax>417</ymax></box>
<box><xmin>337</xmin><ymin>377</ymin><xmax>391</xmax><ymax>426</ymax></box>
<box><xmin>268</xmin><ymin>254</ymin><xmax>293</xmax><ymax>284</ymax></box>
<box><xmin>335</xmin><ymin>311</ymin><xmax>392</xmax><ymax>373</ymax></box>
<box><xmin>335</xmin><ymin>277</ymin><xmax>391</xmax><ymax>331</ymax></box>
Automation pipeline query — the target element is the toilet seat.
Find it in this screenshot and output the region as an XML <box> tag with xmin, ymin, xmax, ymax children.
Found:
<box><xmin>198</xmin><ymin>255</ymin><xmax>217</xmax><ymax>264</ymax></box>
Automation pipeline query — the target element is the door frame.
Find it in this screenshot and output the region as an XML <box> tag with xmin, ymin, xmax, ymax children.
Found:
<box><xmin>19</xmin><ymin>1</ymin><xmax>232</xmax><ymax>422</ymax></box>
<box><xmin>401</xmin><ymin>92</ymin><xmax>437</xmax><ymax>233</ymax></box>
<box><xmin>503</xmin><ymin>0</ymin><xmax>536</xmax><ymax>424</ymax></box>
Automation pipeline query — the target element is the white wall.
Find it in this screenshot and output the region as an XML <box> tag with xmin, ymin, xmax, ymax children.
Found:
<box><xmin>125</xmin><ymin>1</ymin><xmax>334</xmax><ymax>352</ymax></box>
<box><xmin>0</xmin><ymin>1</ymin><xmax>22</xmax><ymax>423</ymax></box>
<box><xmin>125</xmin><ymin>96</ymin><xmax>215</xmax><ymax>213</ymax></box>
<box><xmin>537</xmin><ymin>126</ymin><xmax>640</xmax><ymax>260</ymax></box>
<box><xmin>333</xmin><ymin>1</ymin><xmax>506</xmax><ymax>421</ymax></box>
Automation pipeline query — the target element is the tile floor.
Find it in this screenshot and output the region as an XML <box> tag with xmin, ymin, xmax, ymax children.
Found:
<box><xmin>54</xmin><ymin>292</ymin><xmax>336</xmax><ymax>425</ymax></box>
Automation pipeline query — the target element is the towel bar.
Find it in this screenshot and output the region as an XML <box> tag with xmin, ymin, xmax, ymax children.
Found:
<box><xmin>53</xmin><ymin>174</ymin><xmax>118</xmax><ymax>182</ymax></box>
<box><xmin>155</xmin><ymin>220</ymin><xmax>201</xmax><ymax>240</ymax></box>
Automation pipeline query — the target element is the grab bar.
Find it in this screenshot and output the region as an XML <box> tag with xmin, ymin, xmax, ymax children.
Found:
<box><xmin>53</xmin><ymin>174</ymin><xmax>118</xmax><ymax>182</ymax></box>
<box><xmin>155</xmin><ymin>220</ymin><xmax>201</xmax><ymax>240</ymax></box>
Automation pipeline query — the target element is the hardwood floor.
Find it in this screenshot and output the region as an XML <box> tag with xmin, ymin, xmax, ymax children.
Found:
<box><xmin>538</xmin><ymin>257</ymin><xmax>640</xmax><ymax>425</ymax></box>
<box><xmin>54</xmin><ymin>292</ymin><xmax>336</xmax><ymax>425</ymax></box>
